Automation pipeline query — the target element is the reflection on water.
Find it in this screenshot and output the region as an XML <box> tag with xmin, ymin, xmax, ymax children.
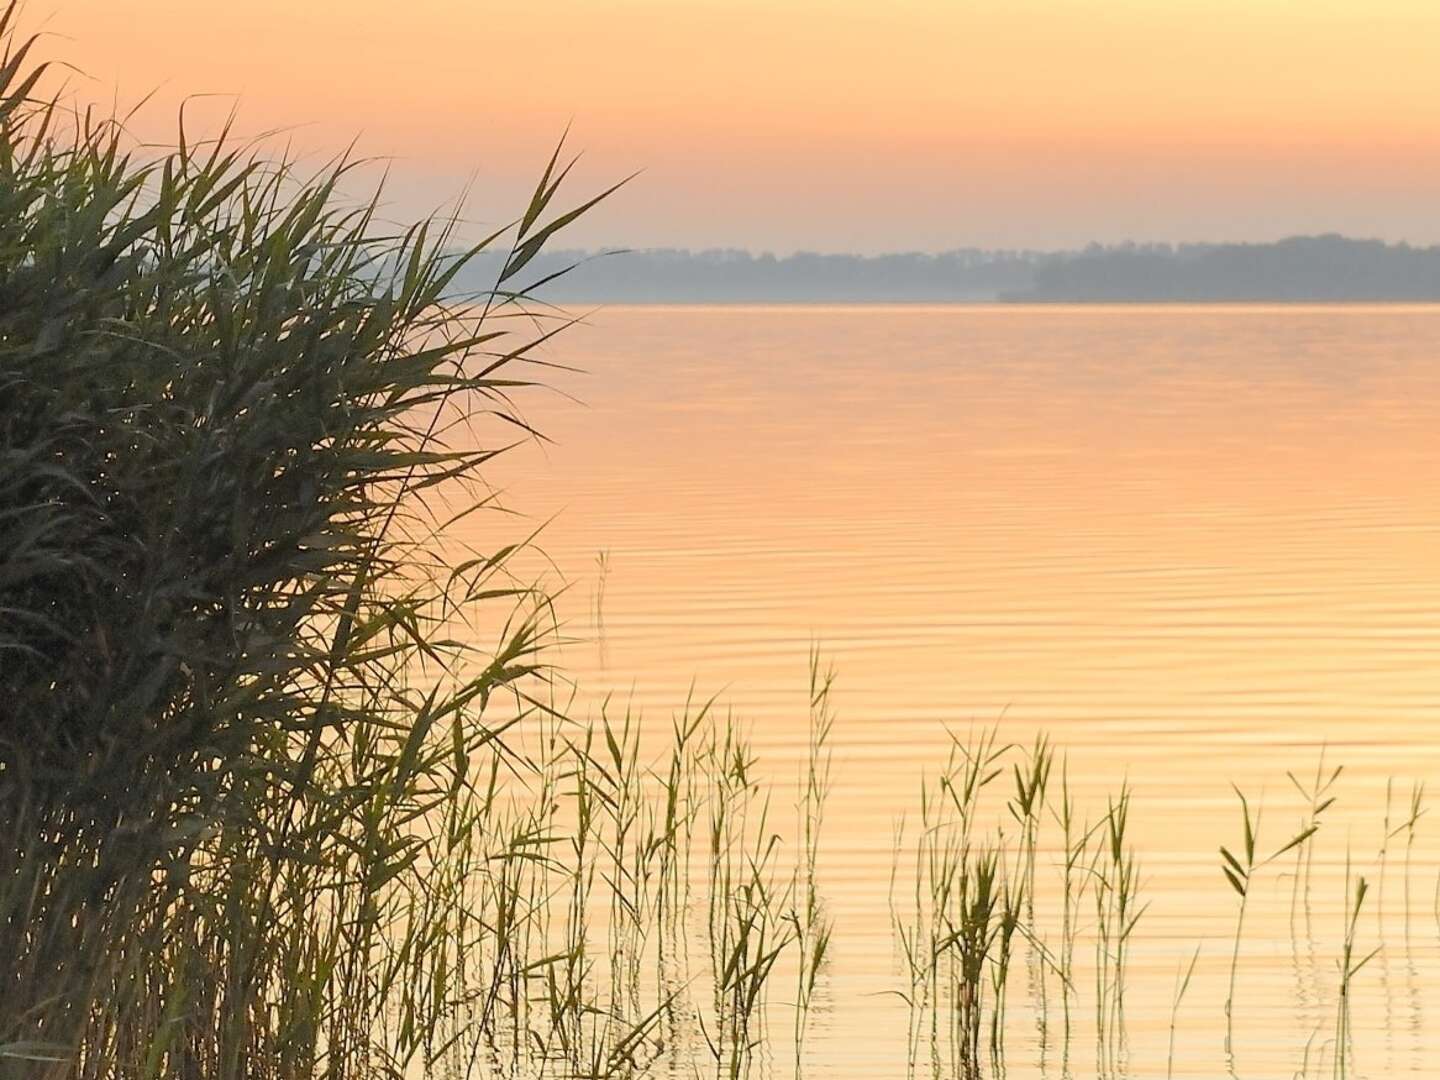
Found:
<box><xmin>469</xmin><ymin>305</ymin><xmax>1440</xmax><ymax>1077</ymax></box>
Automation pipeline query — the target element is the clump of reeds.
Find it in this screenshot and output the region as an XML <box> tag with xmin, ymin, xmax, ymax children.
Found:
<box><xmin>887</xmin><ymin>735</ymin><xmax>1433</xmax><ymax>1080</ymax></box>
<box><xmin>0</xmin><ymin>4</ymin><xmax>621</xmax><ymax>1074</ymax></box>
<box><xmin>895</xmin><ymin>728</ymin><xmax>1024</xmax><ymax>1080</ymax></box>
<box><xmin>702</xmin><ymin>715</ymin><xmax>800</xmax><ymax>1078</ymax></box>
<box><xmin>1009</xmin><ymin>734</ymin><xmax>1054</xmax><ymax>910</ymax></box>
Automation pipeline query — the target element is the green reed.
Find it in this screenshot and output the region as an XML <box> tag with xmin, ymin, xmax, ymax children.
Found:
<box><xmin>1052</xmin><ymin>758</ymin><xmax>1100</xmax><ymax>1072</ymax></box>
<box><xmin>1095</xmin><ymin>786</ymin><xmax>1145</xmax><ymax>1079</ymax></box>
<box><xmin>594</xmin><ymin>549</ymin><xmax>612</xmax><ymax>667</ymax></box>
<box><xmin>1390</xmin><ymin>781</ymin><xmax>1426</xmax><ymax>944</ymax></box>
<box><xmin>1009</xmin><ymin>734</ymin><xmax>1055</xmax><ymax>913</ymax></box>
<box><xmin>893</xmin><ymin>728</ymin><xmax>1026</xmax><ymax>1080</ymax></box>
<box><xmin>793</xmin><ymin>650</ymin><xmax>837</xmax><ymax>1069</ymax></box>
<box><xmin>1166</xmin><ymin>945</ymin><xmax>1202</xmax><ymax>1080</ymax></box>
<box><xmin>891</xmin><ymin>736</ymin><xmax>1150</xmax><ymax>1080</ymax></box>
<box><xmin>1334</xmin><ymin>864</ymin><xmax>1377</xmax><ymax>1080</ymax></box>
<box><xmin>1005</xmin><ymin>734</ymin><xmax>1053</xmax><ymax>1067</ymax></box>
<box><xmin>1220</xmin><ymin>786</ymin><xmax>1317</xmax><ymax>1059</ymax></box>
<box><xmin>703</xmin><ymin>722</ymin><xmax>797</xmax><ymax>1079</ymax></box>
<box><xmin>1289</xmin><ymin>752</ymin><xmax>1343</xmax><ymax>932</ymax></box>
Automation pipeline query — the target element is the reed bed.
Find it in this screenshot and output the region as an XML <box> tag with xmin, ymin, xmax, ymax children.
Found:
<box><xmin>881</xmin><ymin>729</ymin><xmax>1435</xmax><ymax>1080</ymax></box>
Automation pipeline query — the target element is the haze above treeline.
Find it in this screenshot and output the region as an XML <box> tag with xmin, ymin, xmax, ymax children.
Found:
<box><xmin>470</xmin><ymin>236</ymin><xmax>1440</xmax><ymax>303</ymax></box>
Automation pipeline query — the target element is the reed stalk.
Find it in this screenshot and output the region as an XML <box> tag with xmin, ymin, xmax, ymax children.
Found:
<box><xmin>1220</xmin><ymin>786</ymin><xmax>1317</xmax><ymax>1066</ymax></box>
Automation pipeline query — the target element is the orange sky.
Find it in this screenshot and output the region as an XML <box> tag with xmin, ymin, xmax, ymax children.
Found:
<box><xmin>35</xmin><ymin>0</ymin><xmax>1440</xmax><ymax>251</ymax></box>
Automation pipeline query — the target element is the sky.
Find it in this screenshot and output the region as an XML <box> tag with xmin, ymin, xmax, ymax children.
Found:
<box><xmin>35</xmin><ymin>0</ymin><xmax>1440</xmax><ymax>253</ymax></box>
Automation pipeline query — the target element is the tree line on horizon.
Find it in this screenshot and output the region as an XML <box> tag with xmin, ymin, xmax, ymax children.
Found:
<box><xmin>474</xmin><ymin>234</ymin><xmax>1440</xmax><ymax>303</ymax></box>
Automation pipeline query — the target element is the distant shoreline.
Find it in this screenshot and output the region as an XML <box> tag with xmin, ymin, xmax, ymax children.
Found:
<box><xmin>465</xmin><ymin>235</ymin><xmax>1440</xmax><ymax>305</ymax></box>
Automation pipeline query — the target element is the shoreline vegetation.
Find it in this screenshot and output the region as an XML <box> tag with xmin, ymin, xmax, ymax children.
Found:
<box><xmin>0</xmin><ymin>10</ymin><xmax>1430</xmax><ymax>1080</ymax></box>
<box><xmin>479</xmin><ymin>237</ymin><xmax>1440</xmax><ymax>304</ymax></box>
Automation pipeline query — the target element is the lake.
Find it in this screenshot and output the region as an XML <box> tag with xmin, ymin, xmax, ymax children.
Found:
<box><xmin>467</xmin><ymin>304</ymin><xmax>1440</xmax><ymax>1077</ymax></box>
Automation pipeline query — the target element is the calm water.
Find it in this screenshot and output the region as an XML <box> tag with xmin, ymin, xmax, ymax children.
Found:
<box><xmin>471</xmin><ymin>305</ymin><xmax>1440</xmax><ymax>1077</ymax></box>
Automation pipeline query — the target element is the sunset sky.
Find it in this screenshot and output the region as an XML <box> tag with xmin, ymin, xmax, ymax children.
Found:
<box><xmin>40</xmin><ymin>0</ymin><xmax>1440</xmax><ymax>252</ymax></box>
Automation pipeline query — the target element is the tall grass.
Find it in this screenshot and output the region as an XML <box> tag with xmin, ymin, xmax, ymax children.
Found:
<box><xmin>1052</xmin><ymin>757</ymin><xmax>1098</xmax><ymax>1074</ymax></box>
<box><xmin>1219</xmin><ymin>787</ymin><xmax>1316</xmax><ymax>1060</ymax></box>
<box><xmin>792</xmin><ymin>650</ymin><xmax>836</xmax><ymax>1069</ymax></box>
<box><xmin>1289</xmin><ymin>752</ymin><xmax>1343</xmax><ymax>929</ymax></box>
<box><xmin>1094</xmin><ymin>785</ymin><xmax>1143</xmax><ymax>1078</ymax></box>
<box><xmin>1166</xmin><ymin>946</ymin><xmax>1201</xmax><ymax>1080</ymax></box>
<box><xmin>1334</xmin><ymin>863</ymin><xmax>1377</xmax><ymax>1080</ymax></box>
<box><xmin>702</xmin><ymin>713</ymin><xmax>802</xmax><ymax>1078</ymax></box>
<box><xmin>893</xmin><ymin>728</ymin><xmax>1025</xmax><ymax>1080</ymax></box>
<box><xmin>0</xmin><ymin>6</ymin><xmax>618</xmax><ymax>1074</ymax></box>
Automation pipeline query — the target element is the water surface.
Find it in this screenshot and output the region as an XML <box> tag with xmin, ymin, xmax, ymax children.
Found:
<box><xmin>474</xmin><ymin>305</ymin><xmax>1440</xmax><ymax>1077</ymax></box>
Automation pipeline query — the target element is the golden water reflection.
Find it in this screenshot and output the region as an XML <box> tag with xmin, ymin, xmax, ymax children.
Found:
<box><xmin>467</xmin><ymin>305</ymin><xmax>1440</xmax><ymax>1077</ymax></box>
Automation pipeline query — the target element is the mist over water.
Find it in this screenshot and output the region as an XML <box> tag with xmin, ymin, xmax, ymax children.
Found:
<box><xmin>470</xmin><ymin>305</ymin><xmax>1440</xmax><ymax>1076</ymax></box>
